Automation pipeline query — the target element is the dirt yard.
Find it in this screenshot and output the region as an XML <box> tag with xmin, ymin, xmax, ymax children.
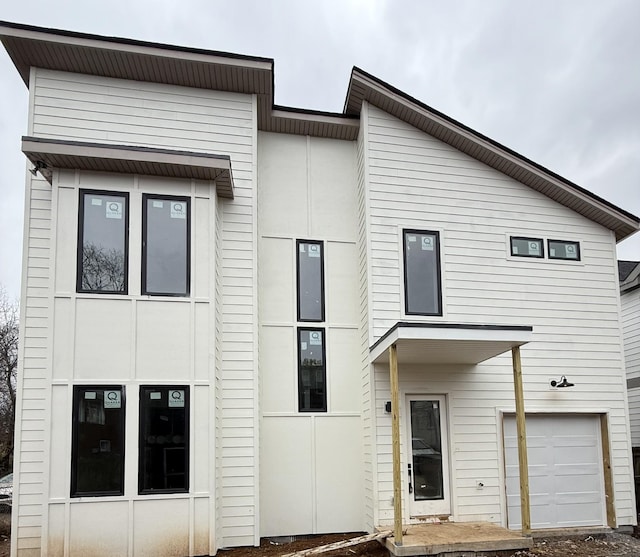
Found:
<box><xmin>2</xmin><ymin>522</ymin><xmax>640</xmax><ymax>556</ymax></box>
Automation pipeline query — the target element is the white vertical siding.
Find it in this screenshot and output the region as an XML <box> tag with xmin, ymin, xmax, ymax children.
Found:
<box><xmin>623</xmin><ymin>288</ymin><xmax>640</xmax><ymax>446</ymax></box>
<box><xmin>364</xmin><ymin>103</ymin><xmax>634</xmax><ymax>527</ymax></box>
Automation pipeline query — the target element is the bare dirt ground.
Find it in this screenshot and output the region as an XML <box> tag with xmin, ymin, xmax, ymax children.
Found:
<box><xmin>2</xmin><ymin>520</ymin><xmax>640</xmax><ymax>556</ymax></box>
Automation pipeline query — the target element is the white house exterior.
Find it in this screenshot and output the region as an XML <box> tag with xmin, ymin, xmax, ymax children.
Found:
<box><xmin>1</xmin><ymin>21</ymin><xmax>639</xmax><ymax>557</ymax></box>
<box><xmin>620</xmin><ymin>260</ymin><xmax>640</xmax><ymax>517</ymax></box>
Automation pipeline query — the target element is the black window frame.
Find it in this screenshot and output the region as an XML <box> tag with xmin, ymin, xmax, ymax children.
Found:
<box><xmin>76</xmin><ymin>189</ymin><xmax>130</xmax><ymax>295</ymax></box>
<box><xmin>138</xmin><ymin>385</ymin><xmax>190</xmax><ymax>495</ymax></box>
<box><xmin>296</xmin><ymin>239</ymin><xmax>325</xmax><ymax>322</ymax></box>
<box><xmin>547</xmin><ymin>239</ymin><xmax>581</xmax><ymax>261</ymax></box>
<box><xmin>510</xmin><ymin>236</ymin><xmax>545</xmax><ymax>259</ymax></box>
<box><xmin>403</xmin><ymin>229</ymin><xmax>443</xmax><ymax>317</ymax></box>
<box><xmin>142</xmin><ymin>194</ymin><xmax>191</xmax><ymax>297</ymax></box>
<box><xmin>297</xmin><ymin>328</ymin><xmax>327</xmax><ymax>413</ymax></box>
<box><xmin>70</xmin><ymin>385</ymin><xmax>126</xmax><ymax>498</ymax></box>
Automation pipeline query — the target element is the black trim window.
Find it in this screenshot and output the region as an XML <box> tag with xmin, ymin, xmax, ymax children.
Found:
<box><xmin>510</xmin><ymin>237</ymin><xmax>544</xmax><ymax>258</ymax></box>
<box><xmin>71</xmin><ymin>386</ymin><xmax>125</xmax><ymax>497</ymax></box>
<box><xmin>77</xmin><ymin>190</ymin><xmax>129</xmax><ymax>293</ymax></box>
<box><xmin>142</xmin><ymin>195</ymin><xmax>190</xmax><ymax>296</ymax></box>
<box><xmin>403</xmin><ymin>230</ymin><xmax>442</xmax><ymax>316</ymax></box>
<box><xmin>298</xmin><ymin>329</ymin><xmax>327</xmax><ymax>412</ymax></box>
<box><xmin>139</xmin><ymin>386</ymin><xmax>189</xmax><ymax>494</ymax></box>
<box><xmin>548</xmin><ymin>239</ymin><xmax>580</xmax><ymax>261</ymax></box>
<box><xmin>297</xmin><ymin>240</ymin><xmax>325</xmax><ymax>322</ymax></box>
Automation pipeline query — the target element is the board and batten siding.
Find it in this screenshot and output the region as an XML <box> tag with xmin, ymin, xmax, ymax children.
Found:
<box><xmin>257</xmin><ymin>132</ymin><xmax>364</xmax><ymax>537</ymax></box>
<box><xmin>13</xmin><ymin>68</ymin><xmax>259</xmax><ymax>554</ymax></box>
<box><xmin>363</xmin><ymin>103</ymin><xmax>634</xmax><ymax>527</ymax></box>
<box><xmin>623</xmin><ymin>288</ymin><xmax>640</xmax><ymax>446</ymax></box>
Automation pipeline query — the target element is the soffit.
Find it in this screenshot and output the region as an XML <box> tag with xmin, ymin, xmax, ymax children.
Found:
<box><xmin>22</xmin><ymin>136</ymin><xmax>235</xmax><ymax>198</ymax></box>
<box><xmin>345</xmin><ymin>68</ymin><xmax>639</xmax><ymax>243</ymax></box>
<box><xmin>370</xmin><ymin>322</ymin><xmax>533</xmax><ymax>365</ymax></box>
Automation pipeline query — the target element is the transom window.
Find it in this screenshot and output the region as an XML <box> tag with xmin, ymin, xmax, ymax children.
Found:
<box><xmin>297</xmin><ymin>240</ymin><xmax>325</xmax><ymax>321</ymax></box>
<box><xmin>77</xmin><ymin>190</ymin><xmax>129</xmax><ymax>294</ymax></box>
<box><xmin>403</xmin><ymin>230</ymin><xmax>442</xmax><ymax>316</ymax></box>
<box><xmin>298</xmin><ymin>328</ymin><xmax>326</xmax><ymax>412</ymax></box>
<box><xmin>142</xmin><ymin>195</ymin><xmax>190</xmax><ymax>296</ymax></box>
<box><xmin>510</xmin><ymin>237</ymin><xmax>544</xmax><ymax>258</ymax></box>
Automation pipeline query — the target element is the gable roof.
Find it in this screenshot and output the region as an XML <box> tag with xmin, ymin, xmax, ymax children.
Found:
<box><xmin>1</xmin><ymin>20</ymin><xmax>638</xmax><ymax>241</ymax></box>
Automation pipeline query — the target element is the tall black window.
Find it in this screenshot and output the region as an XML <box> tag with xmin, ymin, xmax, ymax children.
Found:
<box><xmin>297</xmin><ymin>240</ymin><xmax>325</xmax><ymax>321</ymax></box>
<box><xmin>142</xmin><ymin>195</ymin><xmax>190</xmax><ymax>296</ymax></box>
<box><xmin>298</xmin><ymin>329</ymin><xmax>326</xmax><ymax>412</ymax></box>
<box><xmin>77</xmin><ymin>190</ymin><xmax>129</xmax><ymax>293</ymax></box>
<box><xmin>403</xmin><ymin>230</ymin><xmax>442</xmax><ymax>316</ymax></box>
<box><xmin>71</xmin><ymin>386</ymin><xmax>125</xmax><ymax>497</ymax></box>
<box><xmin>139</xmin><ymin>386</ymin><xmax>189</xmax><ymax>494</ymax></box>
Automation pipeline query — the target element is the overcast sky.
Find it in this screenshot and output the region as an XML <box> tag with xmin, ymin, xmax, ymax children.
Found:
<box><xmin>1</xmin><ymin>0</ymin><xmax>638</xmax><ymax>300</ymax></box>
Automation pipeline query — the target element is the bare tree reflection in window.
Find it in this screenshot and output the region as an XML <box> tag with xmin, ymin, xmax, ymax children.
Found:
<box><xmin>81</xmin><ymin>243</ymin><xmax>125</xmax><ymax>292</ymax></box>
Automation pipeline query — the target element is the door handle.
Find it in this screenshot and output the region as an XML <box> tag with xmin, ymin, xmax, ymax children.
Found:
<box><xmin>408</xmin><ymin>463</ymin><xmax>413</xmax><ymax>494</ymax></box>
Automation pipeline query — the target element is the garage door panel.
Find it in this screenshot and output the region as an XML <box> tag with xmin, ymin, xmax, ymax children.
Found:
<box><xmin>504</xmin><ymin>414</ymin><xmax>605</xmax><ymax>530</ymax></box>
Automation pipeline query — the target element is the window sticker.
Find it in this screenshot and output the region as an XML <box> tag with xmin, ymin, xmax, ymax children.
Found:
<box><xmin>299</xmin><ymin>244</ymin><xmax>305</xmax><ymax>252</ymax></box>
<box><xmin>104</xmin><ymin>390</ymin><xmax>121</xmax><ymax>409</ymax></box>
<box><xmin>150</xmin><ymin>392</ymin><xmax>162</xmax><ymax>400</ymax></box>
<box><xmin>153</xmin><ymin>200</ymin><xmax>164</xmax><ymax>209</ymax></box>
<box><xmin>91</xmin><ymin>198</ymin><xmax>103</xmax><ymax>206</ymax></box>
<box><xmin>565</xmin><ymin>245</ymin><xmax>577</xmax><ymax>257</ymax></box>
<box><xmin>168</xmin><ymin>389</ymin><xmax>185</xmax><ymax>408</ymax></box>
<box><xmin>421</xmin><ymin>236</ymin><xmax>434</xmax><ymax>251</ymax></box>
<box><xmin>84</xmin><ymin>391</ymin><xmax>97</xmax><ymax>400</ymax></box>
<box><xmin>301</xmin><ymin>341</ymin><xmax>308</xmax><ymax>350</ymax></box>
<box><xmin>309</xmin><ymin>331</ymin><xmax>322</xmax><ymax>346</ymax></box>
<box><xmin>308</xmin><ymin>244</ymin><xmax>321</xmax><ymax>258</ymax></box>
<box><xmin>513</xmin><ymin>246</ymin><xmax>519</xmax><ymax>254</ymax></box>
<box><xmin>408</xmin><ymin>235</ymin><xmax>417</xmax><ymax>243</ymax></box>
<box><xmin>170</xmin><ymin>202</ymin><xmax>187</xmax><ymax>219</ymax></box>
<box><xmin>106</xmin><ymin>201</ymin><xmax>123</xmax><ymax>219</ymax></box>
<box><xmin>528</xmin><ymin>241</ymin><xmax>540</xmax><ymax>256</ymax></box>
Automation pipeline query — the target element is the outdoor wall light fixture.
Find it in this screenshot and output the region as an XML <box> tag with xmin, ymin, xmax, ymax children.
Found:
<box><xmin>29</xmin><ymin>160</ymin><xmax>47</xmax><ymax>177</ymax></box>
<box><xmin>550</xmin><ymin>376</ymin><xmax>574</xmax><ymax>388</ymax></box>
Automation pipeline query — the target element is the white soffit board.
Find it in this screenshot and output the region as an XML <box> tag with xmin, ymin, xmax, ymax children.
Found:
<box><xmin>370</xmin><ymin>323</ymin><xmax>533</xmax><ymax>365</ymax></box>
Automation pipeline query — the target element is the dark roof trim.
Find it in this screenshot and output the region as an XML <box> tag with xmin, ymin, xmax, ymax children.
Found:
<box><xmin>22</xmin><ymin>136</ymin><xmax>234</xmax><ymax>198</ymax></box>
<box><xmin>370</xmin><ymin>321</ymin><xmax>534</xmax><ymax>353</ymax></box>
<box><xmin>0</xmin><ymin>20</ymin><xmax>272</xmax><ymax>65</ymax></box>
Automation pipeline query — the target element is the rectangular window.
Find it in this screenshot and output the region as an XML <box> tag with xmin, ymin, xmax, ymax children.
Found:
<box><xmin>403</xmin><ymin>230</ymin><xmax>442</xmax><ymax>316</ymax></box>
<box><xmin>139</xmin><ymin>386</ymin><xmax>189</xmax><ymax>494</ymax></box>
<box><xmin>510</xmin><ymin>236</ymin><xmax>544</xmax><ymax>258</ymax></box>
<box><xmin>297</xmin><ymin>240</ymin><xmax>325</xmax><ymax>321</ymax></box>
<box><xmin>548</xmin><ymin>239</ymin><xmax>580</xmax><ymax>261</ymax></box>
<box><xmin>142</xmin><ymin>195</ymin><xmax>190</xmax><ymax>296</ymax></box>
<box><xmin>77</xmin><ymin>190</ymin><xmax>129</xmax><ymax>293</ymax></box>
<box><xmin>298</xmin><ymin>329</ymin><xmax>326</xmax><ymax>412</ymax></box>
<box><xmin>71</xmin><ymin>386</ymin><xmax>125</xmax><ymax>497</ymax></box>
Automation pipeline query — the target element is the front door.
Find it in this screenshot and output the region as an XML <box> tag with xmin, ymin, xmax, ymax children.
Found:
<box><xmin>406</xmin><ymin>395</ymin><xmax>451</xmax><ymax>517</ymax></box>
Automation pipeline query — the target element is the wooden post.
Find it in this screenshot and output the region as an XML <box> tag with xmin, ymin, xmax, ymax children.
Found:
<box><xmin>512</xmin><ymin>345</ymin><xmax>531</xmax><ymax>535</ymax></box>
<box><xmin>389</xmin><ymin>343</ymin><xmax>403</xmax><ymax>546</ymax></box>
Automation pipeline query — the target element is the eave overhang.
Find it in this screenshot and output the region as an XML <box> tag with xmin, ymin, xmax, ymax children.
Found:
<box><xmin>370</xmin><ymin>322</ymin><xmax>533</xmax><ymax>365</ymax></box>
<box><xmin>22</xmin><ymin>136</ymin><xmax>235</xmax><ymax>198</ymax></box>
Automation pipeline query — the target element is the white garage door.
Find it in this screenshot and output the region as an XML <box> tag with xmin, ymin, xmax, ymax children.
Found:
<box><xmin>504</xmin><ymin>414</ymin><xmax>605</xmax><ymax>529</ymax></box>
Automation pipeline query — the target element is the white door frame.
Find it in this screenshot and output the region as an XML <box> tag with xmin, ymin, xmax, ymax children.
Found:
<box><xmin>404</xmin><ymin>394</ymin><xmax>451</xmax><ymax>517</ymax></box>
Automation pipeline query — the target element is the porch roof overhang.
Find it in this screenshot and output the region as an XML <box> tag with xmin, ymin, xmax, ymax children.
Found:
<box><xmin>370</xmin><ymin>322</ymin><xmax>533</xmax><ymax>365</ymax></box>
<box><xmin>22</xmin><ymin>136</ymin><xmax>235</xmax><ymax>198</ymax></box>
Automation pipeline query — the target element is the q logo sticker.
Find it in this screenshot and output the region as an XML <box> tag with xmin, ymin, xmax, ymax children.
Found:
<box><xmin>104</xmin><ymin>390</ymin><xmax>121</xmax><ymax>408</ymax></box>
<box><xmin>105</xmin><ymin>201</ymin><xmax>123</xmax><ymax>220</ymax></box>
<box><xmin>169</xmin><ymin>389</ymin><xmax>185</xmax><ymax>408</ymax></box>
<box><xmin>309</xmin><ymin>331</ymin><xmax>322</xmax><ymax>346</ymax></box>
<box><xmin>171</xmin><ymin>202</ymin><xmax>187</xmax><ymax>219</ymax></box>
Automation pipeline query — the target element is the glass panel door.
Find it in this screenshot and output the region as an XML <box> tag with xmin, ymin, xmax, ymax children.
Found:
<box><xmin>406</xmin><ymin>395</ymin><xmax>450</xmax><ymax>516</ymax></box>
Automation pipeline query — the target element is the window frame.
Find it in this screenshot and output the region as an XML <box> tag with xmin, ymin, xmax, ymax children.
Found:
<box><xmin>547</xmin><ymin>239</ymin><xmax>581</xmax><ymax>261</ymax></box>
<box><xmin>296</xmin><ymin>239</ymin><xmax>325</xmax><ymax>322</ymax></box>
<box><xmin>402</xmin><ymin>229</ymin><xmax>443</xmax><ymax>317</ymax></box>
<box><xmin>297</xmin><ymin>327</ymin><xmax>327</xmax><ymax>413</ymax></box>
<box><xmin>509</xmin><ymin>236</ymin><xmax>545</xmax><ymax>259</ymax></box>
<box><xmin>70</xmin><ymin>385</ymin><xmax>126</xmax><ymax>498</ymax></box>
<box><xmin>138</xmin><ymin>385</ymin><xmax>190</xmax><ymax>495</ymax></box>
<box><xmin>76</xmin><ymin>189</ymin><xmax>130</xmax><ymax>295</ymax></box>
<box><xmin>141</xmin><ymin>194</ymin><xmax>191</xmax><ymax>297</ymax></box>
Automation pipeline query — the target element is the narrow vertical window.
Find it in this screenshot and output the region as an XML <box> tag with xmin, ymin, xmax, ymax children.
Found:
<box><xmin>139</xmin><ymin>386</ymin><xmax>189</xmax><ymax>493</ymax></box>
<box><xmin>297</xmin><ymin>240</ymin><xmax>325</xmax><ymax>321</ymax></box>
<box><xmin>77</xmin><ymin>190</ymin><xmax>129</xmax><ymax>293</ymax></box>
<box><xmin>298</xmin><ymin>329</ymin><xmax>326</xmax><ymax>412</ymax></box>
<box><xmin>142</xmin><ymin>195</ymin><xmax>190</xmax><ymax>296</ymax></box>
<box><xmin>71</xmin><ymin>386</ymin><xmax>125</xmax><ymax>497</ymax></box>
<box><xmin>403</xmin><ymin>230</ymin><xmax>442</xmax><ymax>316</ymax></box>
